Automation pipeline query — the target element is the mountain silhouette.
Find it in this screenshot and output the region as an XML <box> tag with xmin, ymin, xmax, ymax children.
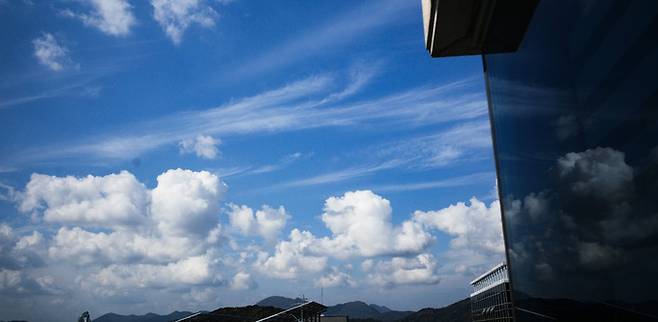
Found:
<box><xmin>93</xmin><ymin>311</ymin><xmax>192</xmax><ymax>322</ymax></box>
<box><xmin>255</xmin><ymin>296</ymin><xmax>306</xmax><ymax>309</ymax></box>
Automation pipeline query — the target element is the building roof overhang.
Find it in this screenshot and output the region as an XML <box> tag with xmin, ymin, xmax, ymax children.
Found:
<box><xmin>422</xmin><ymin>0</ymin><xmax>539</xmax><ymax>57</ymax></box>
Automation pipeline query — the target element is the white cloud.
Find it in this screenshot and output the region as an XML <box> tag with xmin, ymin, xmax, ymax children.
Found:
<box><xmin>256</xmin><ymin>191</ymin><xmax>434</xmax><ymax>279</ymax></box>
<box><xmin>47</xmin><ymin>227</ymin><xmax>198</xmax><ymax>266</ymax></box>
<box><xmin>0</xmin><ymin>226</ymin><xmax>50</xmax><ymax>297</ymax></box>
<box><xmin>230</xmin><ymin>271</ymin><xmax>256</xmax><ymax>290</ymax></box>
<box><xmin>0</xmin><ymin>268</ymin><xmax>55</xmax><ymax>296</ymax></box>
<box><xmin>318</xmin><ymin>190</ymin><xmax>433</xmax><ymax>258</ymax></box>
<box><xmin>14</xmin><ymin>169</ymin><xmax>230</xmax><ymax>294</ymax></box>
<box><xmin>413</xmin><ymin>197</ymin><xmax>504</xmax><ymax>276</ymax></box>
<box><xmin>91</xmin><ymin>255</ymin><xmax>218</xmax><ymax>289</ymax></box>
<box><xmin>18</xmin><ymin>171</ymin><xmax>149</xmax><ymax>228</ymax></box>
<box><xmin>227</xmin><ymin>204</ymin><xmax>288</xmax><ymax>243</ymax></box>
<box><xmin>227</xmin><ymin>204</ymin><xmax>254</xmax><ymax>236</ymax></box>
<box><xmin>61</xmin><ymin>0</ymin><xmax>135</xmax><ymax>36</ymax></box>
<box><xmin>5</xmin><ymin>167</ymin><xmax>505</xmax><ymax>306</ymax></box>
<box><xmin>315</xmin><ymin>267</ymin><xmax>356</xmax><ymax>288</ymax></box>
<box><xmin>255</xmin><ymin>229</ymin><xmax>327</xmax><ymax>279</ymax></box>
<box><xmin>414</xmin><ymin>197</ymin><xmax>504</xmax><ymax>256</ymax></box>
<box><xmin>0</xmin><ymin>224</ymin><xmax>45</xmax><ymax>270</ymax></box>
<box><xmin>367</xmin><ymin>254</ymin><xmax>440</xmax><ymax>288</ymax></box>
<box><xmin>151</xmin><ymin>0</ymin><xmax>218</xmax><ymax>44</ymax></box>
<box><xmin>151</xmin><ymin>168</ymin><xmax>226</xmax><ymax>238</ymax></box>
<box><xmin>32</xmin><ymin>33</ymin><xmax>73</xmax><ymax>71</ymax></box>
<box><xmin>179</xmin><ymin>135</ymin><xmax>221</xmax><ymax>159</ymax></box>
<box><xmin>14</xmin><ymin>231</ymin><xmax>43</xmax><ymax>252</ymax></box>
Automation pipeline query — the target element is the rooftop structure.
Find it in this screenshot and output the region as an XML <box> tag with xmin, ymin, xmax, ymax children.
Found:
<box><xmin>175</xmin><ymin>301</ymin><xmax>327</xmax><ymax>322</ymax></box>
<box><xmin>470</xmin><ymin>263</ymin><xmax>513</xmax><ymax>322</ymax></box>
<box><xmin>470</xmin><ymin>262</ymin><xmax>509</xmax><ymax>297</ymax></box>
<box><xmin>421</xmin><ymin>0</ymin><xmax>538</xmax><ymax>57</ymax></box>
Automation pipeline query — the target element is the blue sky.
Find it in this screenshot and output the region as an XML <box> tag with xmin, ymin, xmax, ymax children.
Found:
<box><xmin>0</xmin><ymin>1</ymin><xmax>504</xmax><ymax>321</ymax></box>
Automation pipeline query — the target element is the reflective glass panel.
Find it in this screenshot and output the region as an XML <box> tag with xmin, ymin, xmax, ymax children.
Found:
<box><xmin>485</xmin><ymin>1</ymin><xmax>658</xmax><ymax>321</ymax></box>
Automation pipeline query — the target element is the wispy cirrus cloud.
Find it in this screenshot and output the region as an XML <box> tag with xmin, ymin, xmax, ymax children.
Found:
<box><xmin>373</xmin><ymin>172</ymin><xmax>495</xmax><ymax>193</ymax></box>
<box><xmin>271</xmin><ymin>160</ymin><xmax>405</xmax><ymax>189</ymax></box>
<box><xmin>375</xmin><ymin>120</ymin><xmax>494</xmax><ymax>169</ymax></box>
<box><xmin>230</xmin><ymin>0</ymin><xmax>416</xmax><ymax>79</ymax></box>
<box><xmin>247</xmin><ymin>152</ymin><xmax>305</xmax><ymax>175</ymax></box>
<box><xmin>5</xmin><ymin>68</ymin><xmax>485</xmax><ymax>168</ymax></box>
<box><xmin>0</xmin><ymin>79</ymin><xmax>100</xmax><ymax>109</ymax></box>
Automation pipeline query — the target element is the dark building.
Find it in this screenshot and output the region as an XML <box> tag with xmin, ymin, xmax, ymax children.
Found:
<box><xmin>470</xmin><ymin>263</ymin><xmax>513</xmax><ymax>322</ymax></box>
<box><xmin>175</xmin><ymin>302</ymin><xmax>327</xmax><ymax>322</ymax></box>
<box><xmin>423</xmin><ymin>1</ymin><xmax>658</xmax><ymax>321</ymax></box>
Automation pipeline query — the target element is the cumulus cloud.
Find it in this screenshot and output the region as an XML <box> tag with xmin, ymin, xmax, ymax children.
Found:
<box><xmin>0</xmin><ymin>226</ymin><xmax>51</xmax><ymax>297</ymax></box>
<box><xmin>61</xmin><ymin>0</ymin><xmax>135</xmax><ymax>36</ymax></box>
<box><xmin>90</xmin><ymin>255</ymin><xmax>219</xmax><ymax>290</ymax></box>
<box><xmin>367</xmin><ymin>254</ymin><xmax>440</xmax><ymax>288</ymax></box>
<box><xmin>179</xmin><ymin>135</ymin><xmax>221</xmax><ymax>159</ymax></box>
<box><xmin>227</xmin><ymin>204</ymin><xmax>288</xmax><ymax>243</ymax></box>
<box><xmin>230</xmin><ymin>271</ymin><xmax>256</xmax><ymax>290</ymax></box>
<box><xmin>414</xmin><ymin>197</ymin><xmax>504</xmax><ymax>256</ymax></box>
<box><xmin>501</xmin><ymin>146</ymin><xmax>658</xmax><ymax>299</ymax></box>
<box><xmin>47</xmin><ymin>227</ymin><xmax>198</xmax><ymax>266</ymax></box>
<box><xmin>151</xmin><ymin>169</ymin><xmax>226</xmax><ymax>238</ymax></box>
<box><xmin>318</xmin><ymin>190</ymin><xmax>433</xmax><ymax>258</ymax></box>
<box><xmin>0</xmin><ymin>268</ymin><xmax>56</xmax><ymax>296</ymax></box>
<box><xmin>151</xmin><ymin>0</ymin><xmax>218</xmax><ymax>44</ymax></box>
<box><xmin>19</xmin><ymin>171</ymin><xmax>149</xmax><ymax>227</ymax></box>
<box><xmin>255</xmin><ymin>229</ymin><xmax>327</xmax><ymax>279</ymax></box>
<box><xmin>0</xmin><ymin>224</ymin><xmax>45</xmax><ymax>270</ymax></box>
<box><xmin>6</xmin><ymin>170</ymin><xmax>507</xmax><ymax>303</ymax></box>
<box><xmin>557</xmin><ymin>147</ymin><xmax>633</xmax><ymax>199</ymax></box>
<box><xmin>315</xmin><ymin>267</ymin><xmax>356</xmax><ymax>288</ymax></box>
<box><xmin>256</xmin><ymin>190</ymin><xmax>435</xmax><ymax>279</ymax></box>
<box><xmin>32</xmin><ymin>33</ymin><xmax>73</xmax><ymax>71</ymax></box>
<box><xmin>14</xmin><ymin>169</ymin><xmax>230</xmax><ymax>294</ymax></box>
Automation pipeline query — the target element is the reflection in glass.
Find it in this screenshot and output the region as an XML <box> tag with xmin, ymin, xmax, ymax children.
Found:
<box><xmin>485</xmin><ymin>1</ymin><xmax>658</xmax><ymax>321</ymax></box>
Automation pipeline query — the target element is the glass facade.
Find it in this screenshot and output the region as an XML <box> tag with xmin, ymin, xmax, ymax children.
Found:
<box><xmin>471</xmin><ymin>263</ymin><xmax>514</xmax><ymax>322</ymax></box>
<box><xmin>485</xmin><ymin>1</ymin><xmax>658</xmax><ymax>321</ymax></box>
<box><xmin>471</xmin><ymin>283</ymin><xmax>514</xmax><ymax>322</ymax></box>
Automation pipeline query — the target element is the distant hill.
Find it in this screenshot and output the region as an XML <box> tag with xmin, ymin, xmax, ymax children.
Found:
<box><xmin>397</xmin><ymin>298</ymin><xmax>470</xmax><ymax>322</ymax></box>
<box><xmin>91</xmin><ymin>296</ymin><xmax>471</xmax><ymax>322</ymax></box>
<box><xmin>256</xmin><ymin>296</ymin><xmax>305</xmax><ymax>309</ymax></box>
<box><xmin>368</xmin><ymin>304</ymin><xmax>392</xmax><ymax>314</ymax></box>
<box><xmin>93</xmin><ymin>311</ymin><xmax>193</xmax><ymax>322</ymax></box>
<box><xmin>324</xmin><ymin>301</ymin><xmax>413</xmax><ymax>321</ymax></box>
<box><xmin>255</xmin><ymin>297</ymin><xmax>413</xmax><ymax>321</ymax></box>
